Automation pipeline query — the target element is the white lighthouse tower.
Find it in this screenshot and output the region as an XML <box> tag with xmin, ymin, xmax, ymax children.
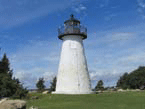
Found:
<box><xmin>53</xmin><ymin>15</ymin><xmax>93</xmax><ymax>94</ymax></box>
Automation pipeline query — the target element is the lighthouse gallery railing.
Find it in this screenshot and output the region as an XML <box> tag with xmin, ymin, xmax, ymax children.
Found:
<box><xmin>58</xmin><ymin>25</ymin><xmax>87</xmax><ymax>37</ymax></box>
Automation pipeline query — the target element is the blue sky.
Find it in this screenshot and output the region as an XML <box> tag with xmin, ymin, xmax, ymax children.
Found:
<box><xmin>0</xmin><ymin>0</ymin><xmax>145</xmax><ymax>89</ymax></box>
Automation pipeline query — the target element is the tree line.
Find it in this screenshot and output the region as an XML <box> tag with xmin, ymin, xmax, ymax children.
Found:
<box><xmin>1</xmin><ymin>53</ymin><xmax>145</xmax><ymax>97</ymax></box>
<box><xmin>36</xmin><ymin>76</ymin><xmax>57</xmax><ymax>93</ymax></box>
<box><xmin>37</xmin><ymin>66</ymin><xmax>145</xmax><ymax>92</ymax></box>
<box><xmin>94</xmin><ymin>66</ymin><xmax>145</xmax><ymax>91</ymax></box>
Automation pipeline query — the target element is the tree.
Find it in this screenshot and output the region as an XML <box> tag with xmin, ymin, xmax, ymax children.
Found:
<box><xmin>1</xmin><ymin>53</ymin><xmax>9</xmax><ymax>73</ymax></box>
<box><xmin>95</xmin><ymin>80</ymin><xmax>104</xmax><ymax>91</ymax></box>
<box><xmin>117</xmin><ymin>72</ymin><xmax>129</xmax><ymax>89</ymax></box>
<box><xmin>36</xmin><ymin>77</ymin><xmax>45</xmax><ymax>92</ymax></box>
<box><xmin>0</xmin><ymin>53</ymin><xmax>28</xmax><ymax>98</ymax></box>
<box><xmin>116</xmin><ymin>66</ymin><xmax>145</xmax><ymax>89</ymax></box>
<box><xmin>0</xmin><ymin>53</ymin><xmax>13</xmax><ymax>78</ymax></box>
<box><xmin>50</xmin><ymin>76</ymin><xmax>57</xmax><ymax>92</ymax></box>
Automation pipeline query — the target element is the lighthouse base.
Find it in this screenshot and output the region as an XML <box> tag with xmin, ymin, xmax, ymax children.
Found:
<box><xmin>52</xmin><ymin>91</ymin><xmax>95</xmax><ymax>94</ymax></box>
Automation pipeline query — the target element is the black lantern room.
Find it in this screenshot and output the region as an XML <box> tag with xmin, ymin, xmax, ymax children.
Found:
<box><xmin>58</xmin><ymin>15</ymin><xmax>87</xmax><ymax>40</ymax></box>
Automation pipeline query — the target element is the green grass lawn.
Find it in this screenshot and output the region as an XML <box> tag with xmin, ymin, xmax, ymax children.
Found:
<box><xmin>26</xmin><ymin>91</ymin><xmax>145</xmax><ymax>109</ymax></box>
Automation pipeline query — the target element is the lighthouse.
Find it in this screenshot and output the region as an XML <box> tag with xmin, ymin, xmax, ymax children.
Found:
<box><xmin>53</xmin><ymin>15</ymin><xmax>93</xmax><ymax>94</ymax></box>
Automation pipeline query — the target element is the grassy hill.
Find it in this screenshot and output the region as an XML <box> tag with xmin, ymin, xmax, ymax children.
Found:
<box><xmin>26</xmin><ymin>91</ymin><xmax>145</xmax><ymax>109</ymax></box>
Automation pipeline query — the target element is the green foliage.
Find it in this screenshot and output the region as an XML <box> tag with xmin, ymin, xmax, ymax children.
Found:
<box><xmin>117</xmin><ymin>66</ymin><xmax>145</xmax><ymax>89</ymax></box>
<box><xmin>95</xmin><ymin>80</ymin><xmax>104</xmax><ymax>91</ymax></box>
<box><xmin>0</xmin><ymin>53</ymin><xmax>28</xmax><ymax>98</ymax></box>
<box><xmin>50</xmin><ymin>76</ymin><xmax>57</xmax><ymax>92</ymax></box>
<box><xmin>117</xmin><ymin>72</ymin><xmax>129</xmax><ymax>89</ymax></box>
<box><xmin>36</xmin><ymin>77</ymin><xmax>45</xmax><ymax>92</ymax></box>
<box><xmin>0</xmin><ymin>53</ymin><xmax>10</xmax><ymax>74</ymax></box>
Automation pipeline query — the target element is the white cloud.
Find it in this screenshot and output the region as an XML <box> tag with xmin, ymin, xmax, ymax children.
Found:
<box><xmin>84</xmin><ymin>24</ymin><xmax>145</xmax><ymax>87</ymax></box>
<box><xmin>14</xmin><ymin>67</ymin><xmax>57</xmax><ymax>88</ymax></box>
<box><xmin>11</xmin><ymin>40</ymin><xmax>60</xmax><ymax>62</ymax></box>
<box><xmin>104</xmin><ymin>14</ymin><xmax>117</xmax><ymax>21</ymax></box>
<box><xmin>137</xmin><ymin>0</ymin><xmax>145</xmax><ymax>19</ymax></box>
<box><xmin>0</xmin><ymin>0</ymin><xmax>75</xmax><ymax>29</ymax></box>
<box><xmin>95</xmin><ymin>0</ymin><xmax>110</xmax><ymax>8</ymax></box>
<box><xmin>106</xmin><ymin>32</ymin><xmax>136</xmax><ymax>41</ymax></box>
<box><xmin>9</xmin><ymin>39</ymin><xmax>61</xmax><ymax>88</ymax></box>
<box><xmin>80</xmin><ymin>5</ymin><xmax>87</xmax><ymax>10</ymax></box>
<box><xmin>138</xmin><ymin>0</ymin><xmax>145</xmax><ymax>8</ymax></box>
<box><xmin>72</xmin><ymin>3</ymin><xmax>87</xmax><ymax>13</ymax></box>
<box><xmin>43</xmin><ymin>72</ymin><xmax>57</xmax><ymax>81</ymax></box>
<box><xmin>8</xmin><ymin>21</ymin><xmax>145</xmax><ymax>89</ymax></box>
<box><xmin>0</xmin><ymin>0</ymin><xmax>89</xmax><ymax>29</ymax></box>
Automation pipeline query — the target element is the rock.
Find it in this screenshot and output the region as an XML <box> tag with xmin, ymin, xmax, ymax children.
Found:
<box><xmin>0</xmin><ymin>99</ymin><xmax>26</xmax><ymax>109</ymax></box>
<box><xmin>135</xmin><ymin>89</ymin><xmax>140</xmax><ymax>91</ymax></box>
<box><xmin>29</xmin><ymin>106</ymin><xmax>39</xmax><ymax>109</ymax></box>
<box><xmin>118</xmin><ymin>89</ymin><xmax>124</xmax><ymax>92</ymax></box>
<box><xmin>31</xmin><ymin>96</ymin><xmax>39</xmax><ymax>99</ymax></box>
<box><xmin>42</xmin><ymin>91</ymin><xmax>49</xmax><ymax>94</ymax></box>
<box><xmin>0</xmin><ymin>97</ymin><xmax>9</xmax><ymax>104</ymax></box>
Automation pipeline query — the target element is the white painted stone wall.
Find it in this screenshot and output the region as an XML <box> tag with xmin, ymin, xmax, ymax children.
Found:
<box><xmin>53</xmin><ymin>35</ymin><xmax>93</xmax><ymax>94</ymax></box>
